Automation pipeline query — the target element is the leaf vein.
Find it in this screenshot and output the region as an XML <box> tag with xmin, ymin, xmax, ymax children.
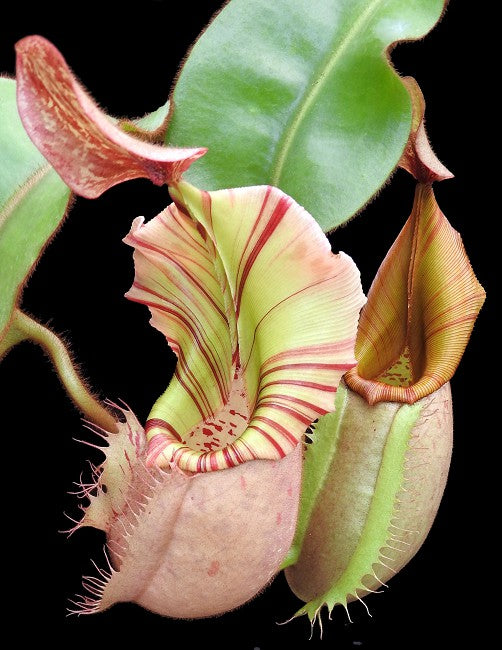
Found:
<box><xmin>0</xmin><ymin>163</ymin><xmax>52</xmax><ymax>229</ymax></box>
<box><xmin>270</xmin><ymin>0</ymin><xmax>383</xmax><ymax>186</ymax></box>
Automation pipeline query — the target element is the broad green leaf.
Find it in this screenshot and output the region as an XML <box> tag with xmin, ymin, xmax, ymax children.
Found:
<box><xmin>0</xmin><ymin>76</ymin><xmax>71</xmax><ymax>342</ymax></box>
<box><xmin>166</xmin><ymin>0</ymin><xmax>445</xmax><ymax>231</ymax></box>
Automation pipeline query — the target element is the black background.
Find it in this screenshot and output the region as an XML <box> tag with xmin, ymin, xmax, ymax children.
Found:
<box><xmin>0</xmin><ymin>1</ymin><xmax>493</xmax><ymax>648</ymax></box>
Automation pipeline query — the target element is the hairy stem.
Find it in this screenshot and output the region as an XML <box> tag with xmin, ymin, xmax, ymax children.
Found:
<box><xmin>0</xmin><ymin>322</ymin><xmax>26</xmax><ymax>359</ymax></box>
<box><xmin>3</xmin><ymin>309</ymin><xmax>118</xmax><ymax>432</ymax></box>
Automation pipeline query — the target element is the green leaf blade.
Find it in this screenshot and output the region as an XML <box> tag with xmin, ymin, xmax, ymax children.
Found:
<box><xmin>131</xmin><ymin>99</ymin><xmax>170</xmax><ymax>133</ymax></box>
<box><xmin>166</xmin><ymin>0</ymin><xmax>445</xmax><ymax>231</ymax></box>
<box><xmin>0</xmin><ymin>77</ymin><xmax>71</xmax><ymax>340</ymax></box>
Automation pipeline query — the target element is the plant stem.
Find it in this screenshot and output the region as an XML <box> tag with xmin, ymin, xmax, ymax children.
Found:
<box><xmin>4</xmin><ymin>309</ymin><xmax>118</xmax><ymax>432</ymax></box>
<box><xmin>0</xmin><ymin>321</ymin><xmax>26</xmax><ymax>359</ymax></box>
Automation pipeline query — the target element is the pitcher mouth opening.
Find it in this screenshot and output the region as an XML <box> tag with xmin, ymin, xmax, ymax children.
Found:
<box><xmin>145</xmin><ymin>367</ymin><xmax>255</xmax><ymax>473</ymax></box>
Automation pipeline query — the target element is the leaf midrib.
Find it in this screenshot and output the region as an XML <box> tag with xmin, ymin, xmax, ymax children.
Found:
<box><xmin>0</xmin><ymin>163</ymin><xmax>52</xmax><ymax>230</ymax></box>
<box><xmin>270</xmin><ymin>0</ymin><xmax>383</xmax><ymax>186</ymax></box>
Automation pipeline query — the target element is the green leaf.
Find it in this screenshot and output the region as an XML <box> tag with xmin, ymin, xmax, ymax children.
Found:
<box><xmin>129</xmin><ymin>99</ymin><xmax>170</xmax><ymax>133</ymax></box>
<box><xmin>166</xmin><ymin>0</ymin><xmax>445</xmax><ymax>231</ymax></box>
<box><xmin>118</xmin><ymin>98</ymin><xmax>171</xmax><ymax>142</ymax></box>
<box><xmin>0</xmin><ymin>76</ymin><xmax>71</xmax><ymax>342</ymax></box>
